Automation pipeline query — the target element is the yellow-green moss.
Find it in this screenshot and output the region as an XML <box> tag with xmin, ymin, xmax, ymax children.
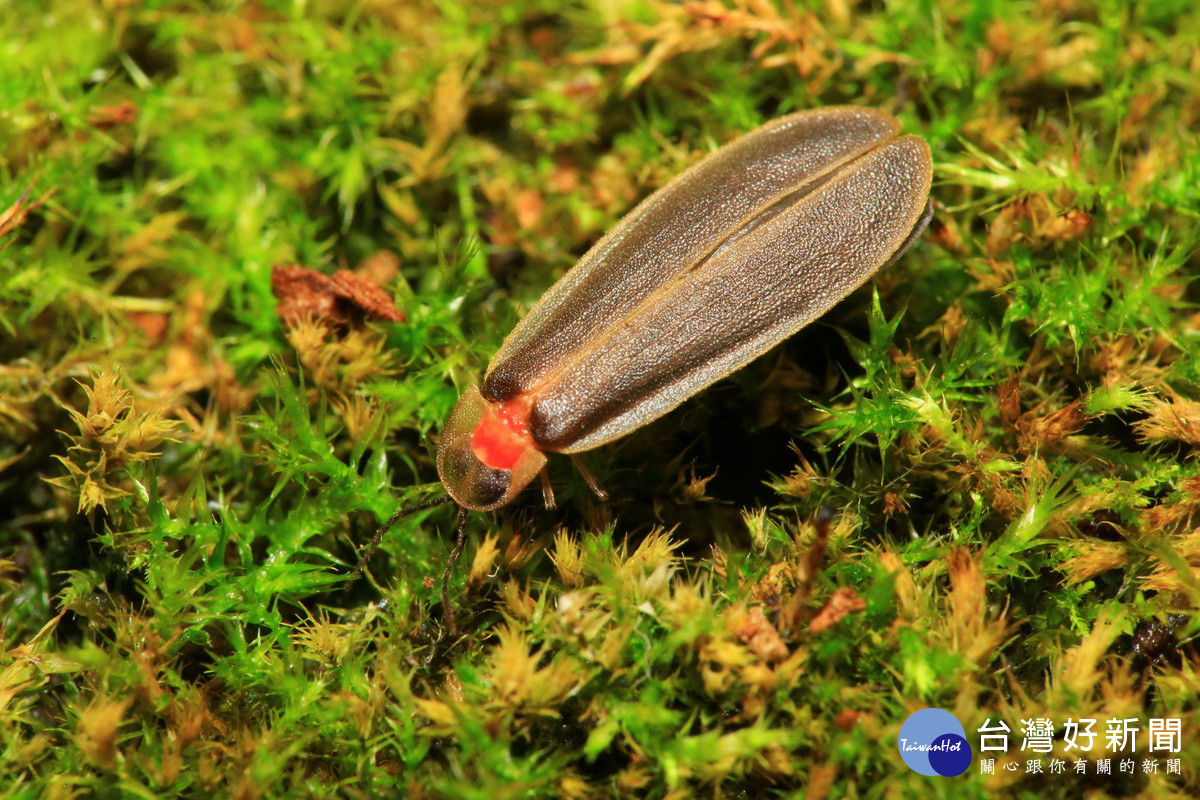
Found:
<box><xmin>2</xmin><ymin>0</ymin><xmax>1199</xmax><ymax>797</ymax></box>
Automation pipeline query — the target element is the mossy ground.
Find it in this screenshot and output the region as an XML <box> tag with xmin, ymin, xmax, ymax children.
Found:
<box><xmin>2</xmin><ymin>1</ymin><xmax>1199</xmax><ymax>798</ymax></box>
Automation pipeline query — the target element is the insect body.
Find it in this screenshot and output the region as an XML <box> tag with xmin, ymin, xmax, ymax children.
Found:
<box><xmin>436</xmin><ymin>106</ymin><xmax>933</xmax><ymax>511</ymax></box>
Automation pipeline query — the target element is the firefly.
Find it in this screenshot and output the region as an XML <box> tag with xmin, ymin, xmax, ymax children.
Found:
<box><xmin>365</xmin><ymin>106</ymin><xmax>933</xmax><ymax>644</ymax></box>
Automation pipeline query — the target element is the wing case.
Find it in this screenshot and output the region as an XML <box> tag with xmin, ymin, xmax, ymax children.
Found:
<box><xmin>482</xmin><ymin>107</ymin><xmax>932</xmax><ymax>452</ymax></box>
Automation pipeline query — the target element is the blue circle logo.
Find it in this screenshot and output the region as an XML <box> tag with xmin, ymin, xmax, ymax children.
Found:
<box><xmin>897</xmin><ymin>708</ymin><xmax>972</xmax><ymax>777</ymax></box>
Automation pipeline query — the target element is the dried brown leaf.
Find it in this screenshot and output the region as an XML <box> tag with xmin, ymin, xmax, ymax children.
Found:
<box><xmin>0</xmin><ymin>179</ymin><xmax>54</xmax><ymax>249</ymax></box>
<box><xmin>89</xmin><ymin>101</ymin><xmax>138</xmax><ymax>129</ymax></box>
<box><xmin>809</xmin><ymin>587</ymin><xmax>865</xmax><ymax>633</ymax></box>
<box><xmin>271</xmin><ymin>264</ymin><xmax>405</xmax><ymax>329</ymax></box>
<box><xmin>728</xmin><ymin>605</ymin><xmax>788</xmax><ymax>663</ymax></box>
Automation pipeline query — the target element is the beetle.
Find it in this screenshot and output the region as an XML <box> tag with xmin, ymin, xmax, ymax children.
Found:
<box><xmin>365</xmin><ymin>106</ymin><xmax>932</xmax><ymax>640</ymax></box>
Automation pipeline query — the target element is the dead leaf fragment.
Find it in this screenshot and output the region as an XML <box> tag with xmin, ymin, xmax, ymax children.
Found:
<box><xmin>834</xmin><ymin>708</ymin><xmax>860</xmax><ymax>732</ymax></box>
<box><xmin>513</xmin><ymin>188</ymin><xmax>544</xmax><ymax>230</ymax></box>
<box><xmin>271</xmin><ymin>264</ymin><xmax>405</xmax><ymax>329</ymax></box>
<box><xmin>89</xmin><ymin>101</ymin><xmax>138</xmax><ymax>129</ymax></box>
<box><xmin>328</xmin><ymin>270</ymin><xmax>405</xmax><ymax>322</ymax></box>
<box><xmin>729</xmin><ymin>605</ymin><xmax>788</xmax><ymax>663</ymax></box>
<box><xmin>809</xmin><ymin>588</ymin><xmax>866</xmax><ymax>633</ymax></box>
<box><xmin>127</xmin><ymin>311</ymin><xmax>169</xmax><ymax>343</ymax></box>
<box><xmin>0</xmin><ymin>179</ymin><xmax>54</xmax><ymax>249</ymax></box>
<box><xmin>1038</xmin><ymin>209</ymin><xmax>1093</xmax><ymax>242</ymax></box>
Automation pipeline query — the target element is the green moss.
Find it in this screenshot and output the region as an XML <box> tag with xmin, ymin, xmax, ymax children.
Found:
<box><xmin>2</xmin><ymin>0</ymin><xmax>1199</xmax><ymax>797</ymax></box>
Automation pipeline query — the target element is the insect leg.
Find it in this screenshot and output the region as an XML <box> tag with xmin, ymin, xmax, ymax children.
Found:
<box><xmin>355</xmin><ymin>494</ymin><xmax>454</xmax><ymax>575</ymax></box>
<box><xmin>440</xmin><ymin>506</ymin><xmax>469</xmax><ymax>637</ymax></box>
<box><xmin>569</xmin><ymin>454</ymin><xmax>609</xmax><ymax>502</ymax></box>
<box><xmin>539</xmin><ymin>467</ymin><xmax>557</xmax><ymax>510</ymax></box>
<box><xmin>421</xmin><ymin>506</ymin><xmax>471</xmax><ymax>670</ymax></box>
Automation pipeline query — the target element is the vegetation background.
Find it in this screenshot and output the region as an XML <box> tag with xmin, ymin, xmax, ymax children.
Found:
<box><xmin>2</xmin><ymin>0</ymin><xmax>1198</xmax><ymax>797</ymax></box>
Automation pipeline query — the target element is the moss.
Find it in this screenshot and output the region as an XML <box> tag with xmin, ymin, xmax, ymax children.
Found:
<box><xmin>2</xmin><ymin>0</ymin><xmax>1199</xmax><ymax>797</ymax></box>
